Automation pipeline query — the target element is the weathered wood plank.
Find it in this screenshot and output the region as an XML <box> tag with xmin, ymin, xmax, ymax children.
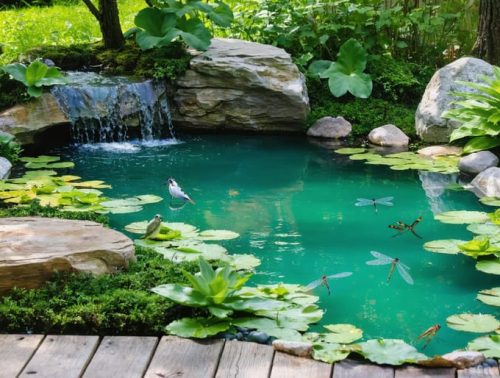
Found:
<box><xmin>144</xmin><ymin>336</ymin><xmax>223</xmax><ymax>378</ymax></box>
<box><xmin>457</xmin><ymin>359</ymin><xmax>500</xmax><ymax>378</ymax></box>
<box><xmin>83</xmin><ymin>336</ymin><xmax>158</xmax><ymax>378</ymax></box>
<box><xmin>215</xmin><ymin>340</ymin><xmax>274</xmax><ymax>378</ymax></box>
<box><xmin>0</xmin><ymin>334</ymin><xmax>44</xmax><ymax>378</ymax></box>
<box><xmin>19</xmin><ymin>335</ymin><xmax>99</xmax><ymax>378</ymax></box>
<box><xmin>395</xmin><ymin>365</ymin><xmax>455</xmax><ymax>377</ymax></box>
<box><xmin>270</xmin><ymin>352</ymin><xmax>332</xmax><ymax>378</ymax></box>
<box><xmin>333</xmin><ymin>359</ymin><xmax>394</xmax><ymax>378</ymax></box>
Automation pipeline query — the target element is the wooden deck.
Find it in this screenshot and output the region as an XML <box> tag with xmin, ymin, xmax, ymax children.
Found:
<box><xmin>0</xmin><ymin>335</ymin><xmax>498</xmax><ymax>378</ymax></box>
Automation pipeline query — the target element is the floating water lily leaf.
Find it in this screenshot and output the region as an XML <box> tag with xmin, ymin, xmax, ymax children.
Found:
<box><xmin>477</xmin><ymin>288</ymin><xmax>500</xmax><ymax>307</ymax></box>
<box><xmin>100</xmin><ymin>198</ymin><xmax>141</xmax><ymax>208</ymax></box>
<box><xmin>166</xmin><ymin>317</ymin><xmax>230</xmax><ymax>338</ymax></box>
<box><xmin>358</xmin><ymin>339</ymin><xmax>427</xmax><ymax>365</ymax></box>
<box><xmin>25</xmin><ymin>161</ymin><xmax>74</xmax><ymax>169</ymax></box>
<box><xmin>468</xmin><ymin>335</ymin><xmax>500</xmax><ymax>358</ymax></box>
<box><xmin>480</xmin><ymin>197</ymin><xmax>500</xmax><ymax>207</ymax></box>
<box><xmin>435</xmin><ymin>211</ymin><xmax>490</xmax><ymax>224</ymax></box>
<box><xmin>255</xmin><ymin>304</ymin><xmax>324</xmax><ymax>331</ymax></box>
<box><xmin>446</xmin><ymin>314</ymin><xmax>500</xmax><ymax>333</ymax></box>
<box><xmin>323</xmin><ymin>324</ymin><xmax>363</xmax><ymax>344</ymax></box>
<box><xmin>198</xmin><ymin>230</ymin><xmax>239</xmax><ymax>241</ymax></box>
<box><xmin>164</xmin><ymin>222</ymin><xmax>199</xmax><ymax>238</ymax></box>
<box><xmin>72</xmin><ymin>180</ymin><xmax>111</xmax><ymax>189</ymax></box>
<box><xmin>104</xmin><ymin>206</ymin><xmax>143</xmax><ymax>214</ymax></box>
<box><xmin>349</xmin><ymin>153</ymin><xmax>379</xmax><ymax>161</ymax></box>
<box><xmin>231</xmin><ymin>317</ymin><xmax>302</xmax><ymax>341</ymax></box>
<box><xmin>135</xmin><ymin>194</ymin><xmax>163</xmax><ymax>204</ymax></box>
<box><xmin>423</xmin><ymin>239</ymin><xmax>464</xmax><ymax>254</ymax></box>
<box><xmin>467</xmin><ymin>224</ymin><xmax>500</xmax><ymax>236</ymax></box>
<box><xmin>23</xmin><ymin>170</ymin><xmax>58</xmax><ymax>177</ymax></box>
<box><xmin>335</xmin><ymin>147</ymin><xmax>366</xmax><ymax>155</ymax></box>
<box><xmin>312</xmin><ymin>342</ymin><xmax>351</xmax><ymax>363</ymax></box>
<box><xmin>20</xmin><ymin>155</ymin><xmax>60</xmax><ymax>163</ymax></box>
<box><xmin>221</xmin><ymin>254</ymin><xmax>261</xmax><ymax>270</ymax></box>
<box><xmin>60</xmin><ymin>175</ymin><xmax>81</xmax><ymax>182</ymax></box>
<box><xmin>476</xmin><ymin>258</ymin><xmax>500</xmax><ymax>275</ymax></box>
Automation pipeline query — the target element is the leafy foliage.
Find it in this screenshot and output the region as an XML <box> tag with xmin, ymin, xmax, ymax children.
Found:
<box><xmin>0</xmin><ymin>72</ymin><xmax>29</xmax><ymax>111</ymax></box>
<box><xmin>442</xmin><ymin>66</ymin><xmax>500</xmax><ymax>154</ymax></box>
<box><xmin>309</xmin><ymin>39</ymin><xmax>372</xmax><ymax>99</ymax></box>
<box><xmin>2</xmin><ymin>60</ymin><xmax>66</xmax><ymax>97</ymax></box>
<box><xmin>133</xmin><ymin>1</ymin><xmax>233</xmax><ymax>51</ymax></box>
<box><xmin>0</xmin><ymin>132</ymin><xmax>21</xmax><ymax>163</ymax></box>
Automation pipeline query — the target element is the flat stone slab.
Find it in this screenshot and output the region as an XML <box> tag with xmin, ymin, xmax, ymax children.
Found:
<box><xmin>0</xmin><ymin>217</ymin><xmax>135</xmax><ymax>294</ymax></box>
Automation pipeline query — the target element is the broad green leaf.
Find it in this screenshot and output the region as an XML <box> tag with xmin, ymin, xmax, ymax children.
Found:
<box><xmin>25</xmin><ymin>60</ymin><xmax>48</xmax><ymax>86</ymax></box>
<box><xmin>221</xmin><ymin>254</ymin><xmax>261</xmax><ymax>270</ymax></box>
<box><xmin>177</xmin><ymin>18</ymin><xmax>212</xmax><ymax>51</ymax></box>
<box><xmin>480</xmin><ymin>197</ymin><xmax>500</xmax><ymax>207</ymax></box>
<box><xmin>423</xmin><ymin>239</ymin><xmax>464</xmax><ymax>254</ymax></box>
<box><xmin>308</xmin><ymin>60</ymin><xmax>332</xmax><ymax>77</ymax></box>
<box><xmin>206</xmin><ymin>2</ymin><xmax>233</xmax><ymax>27</ymax></box>
<box><xmin>72</xmin><ymin>180</ymin><xmax>111</xmax><ymax>189</ymax></box>
<box><xmin>459</xmin><ymin>237</ymin><xmax>499</xmax><ymax>257</ymax></box>
<box><xmin>336</xmin><ymin>38</ymin><xmax>367</xmax><ymax>73</ymax></box>
<box><xmin>467</xmin><ymin>224</ymin><xmax>500</xmax><ymax>236</ymax></box>
<box><xmin>476</xmin><ymin>258</ymin><xmax>500</xmax><ymax>275</ymax></box>
<box><xmin>134</xmin><ymin>7</ymin><xmax>177</xmax><ymax>37</ymax></box>
<box><xmin>468</xmin><ymin>335</ymin><xmax>500</xmax><ymax>358</ymax></box>
<box><xmin>232</xmin><ymin>317</ymin><xmax>302</xmax><ymax>341</ymax></box>
<box><xmin>198</xmin><ymin>229</ymin><xmax>239</xmax><ymax>241</ymax></box>
<box><xmin>2</xmin><ymin>63</ymin><xmax>28</xmax><ymax>85</ymax></box>
<box><xmin>323</xmin><ymin>324</ymin><xmax>363</xmax><ymax>343</ymax></box>
<box><xmin>166</xmin><ymin>317</ymin><xmax>230</xmax><ymax>338</ymax></box>
<box><xmin>135</xmin><ymin>194</ymin><xmax>163</xmax><ymax>204</ymax></box>
<box><xmin>312</xmin><ymin>342</ymin><xmax>351</xmax><ymax>363</ymax></box>
<box><xmin>446</xmin><ymin>313</ymin><xmax>500</xmax><ymax>333</ymax></box>
<box><xmin>435</xmin><ymin>211</ymin><xmax>490</xmax><ymax>224</ymax></box>
<box><xmin>477</xmin><ymin>288</ymin><xmax>500</xmax><ymax>307</ymax></box>
<box><xmin>335</xmin><ymin>148</ymin><xmax>366</xmax><ymax>155</ymax></box>
<box><xmin>358</xmin><ymin>339</ymin><xmax>427</xmax><ymax>365</ymax></box>
<box><xmin>20</xmin><ymin>155</ymin><xmax>60</xmax><ymax>164</ymax></box>
<box><xmin>151</xmin><ymin>283</ymin><xmax>209</xmax><ymax>306</ymax></box>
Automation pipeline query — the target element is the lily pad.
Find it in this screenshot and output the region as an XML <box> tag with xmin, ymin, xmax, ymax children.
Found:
<box><xmin>221</xmin><ymin>254</ymin><xmax>261</xmax><ymax>270</ymax></box>
<box><xmin>166</xmin><ymin>317</ymin><xmax>230</xmax><ymax>338</ymax></box>
<box><xmin>231</xmin><ymin>317</ymin><xmax>302</xmax><ymax>341</ymax></box>
<box><xmin>476</xmin><ymin>258</ymin><xmax>500</xmax><ymax>275</ymax></box>
<box><xmin>446</xmin><ymin>314</ymin><xmax>500</xmax><ymax>333</ymax></box>
<box><xmin>335</xmin><ymin>147</ymin><xmax>366</xmax><ymax>155</ymax></box>
<box><xmin>25</xmin><ymin>161</ymin><xmax>74</xmax><ymax>169</ymax></box>
<box><xmin>198</xmin><ymin>229</ymin><xmax>239</xmax><ymax>241</ymax></box>
<box><xmin>423</xmin><ymin>239</ymin><xmax>465</xmax><ymax>254</ymax></box>
<box><xmin>357</xmin><ymin>339</ymin><xmax>427</xmax><ymax>365</ymax></box>
<box><xmin>468</xmin><ymin>335</ymin><xmax>500</xmax><ymax>358</ymax></box>
<box><xmin>435</xmin><ymin>211</ymin><xmax>490</xmax><ymax>224</ymax></box>
<box><xmin>323</xmin><ymin>324</ymin><xmax>363</xmax><ymax>344</ymax></box>
<box><xmin>20</xmin><ymin>155</ymin><xmax>60</xmax><ymax>163</ymax></box>
<box><xmin>467</xmin><ymin>224</ymin><xmax>500</xmax><ymax>236</ymax></box>
<box><xmin>135</xmin><ymin>194</ymin><xmax>163</xmax><ymax>204</ymax></box>
<box><xmin>312</xmin><ymin>342</ymin><xmax>351</xmax><ymax>363</ymax></box>
<box><xmin>480</xmin><ymin>197</ymin><xmax>500</xmax><ymax>207</ymax></box>
<box><xmin>477</xmin><ymin>288</ymin><xmax>500</xmax><ymax>307</ymax></box>
<box><xmin>72</xmin><ymin>180</ymin><xmax>111</xmax><ymax>189</ymax></box>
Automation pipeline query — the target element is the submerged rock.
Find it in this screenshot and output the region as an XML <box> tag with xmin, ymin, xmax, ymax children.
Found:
<box><xmin>470</xmin><ymin>167</ymin><xmax>500</xmax><ymax>198</ymax></box>
<box><xmin>0</xmin><ymin>156</ymin><xmax>12</xmax><ymax>179</ymax></box>
<box><xmin>368</xmin><ymin>124</ymin><xmax>409</xmax><ymax>147</ymax></box>
<box><xmin>272</xmin><ymin>339</ymin><xmax>313</xmax><ymax>358</ymax></box>
<box><xmin>307</xmin><ymin>116</ymin><xmax>351</xmax><ymax>139</ymax></box>
<box><xmin>0</xmin><ymin>217</ymin><xmax>135</xmax><ymax>294</ymax></box>
<box><xmin>459</xmin><ymin>151</ymin><xmax>498</xmax><ymax>175</ymax></box>
<box><xmin>415</xmin><ymin>57</ymin><xmax>494</xmax><ymax>143</ymax></box>
<box><xmin>418</xmin><ymin>145</ymin><xmax>462</xmax><ymax>157</ymax></box>
<box><xmin>442</xmin><ymin>350</ymin><xmax>485</xmax><ymax>369</ymax></box>
<box><xmin>173</xmin><ymin>38</ymin><xmax>309</xmax><ymax>132</ymax></box>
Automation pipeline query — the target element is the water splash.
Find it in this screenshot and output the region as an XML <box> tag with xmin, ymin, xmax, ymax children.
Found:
<box><xmin>51</xmin><ymin>72</ymin><xmax>175</xmax><ymax>144</ymax></box>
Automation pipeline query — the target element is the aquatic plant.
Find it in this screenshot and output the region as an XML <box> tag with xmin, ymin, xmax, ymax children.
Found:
<box><xmin>468</xmin><ymin>335</ymin><xmax>500</xmax><ymax>358</ymax></box>
<box><xmin>442</xmin><ymin>66</ymin><xmax>500</xmax><ymax>154</ymax></box>
<box><xmin>476</xmin><ymin>288</ymin><xmax>500</xmax><ymax>307</ymax></box>
<box><xmin>308</xmin><ymin>39</ymin><xmax>372</xmax><ymax>99</ymax></box>
<box><xmin>1</xmin><ymin>60</ymin><xmax>66</xmax><ymax>97</ymax></box>
<box><xmin>446</xmin><ymin>314</ymin><xmax>500</xmax><ymax>333</ymax></box>
<box><xmin>357</xmin><ymin>339</ymin><xmax>427</xmax><ymax>365</ymax></box>
<box><xmin>0</xmin><ymin>132</ymin><xmax>21</xmax><ymax>163</ymax></box>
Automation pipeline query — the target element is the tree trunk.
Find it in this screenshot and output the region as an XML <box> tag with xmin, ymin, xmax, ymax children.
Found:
<box><xmin>472</xmin><ymin>0</ymin><xmax>500</xmax><ymax>65</ymax></box>
<box><xmin>82</xmin><ymin>0</ymin><xmax>125</xmax><ymax>49</ymax></box>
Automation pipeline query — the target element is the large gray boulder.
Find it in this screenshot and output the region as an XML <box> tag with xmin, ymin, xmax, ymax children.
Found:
<box><xmin>0</xmin><ymin>217</ymin><xmax>135</xmax><ymax>294</ymax></box>
<box><xmin>470</xmin><ymin>167</ymin><xmax>500</xmax><ymax>198</ymax></box>
<box><xmin>173</xmin><ymin>38</ymin><xmax>309</xmax><ymax>132</ymax></box>
<box><xmin>307</xmin><ymin>116</ymin><xmax>351</xmax><ymax>138</ymax></box>
<box><xmin>368</xmin><ymin>124</ymin><xmax>409</xmax><ymax>147</ymax></box>
<box><xmin>415</xmin><ymin>57</ymin><xmax>494</xmax><ymax>143</ymax></box>
<box><xmin>0</xmin><ymin>157</ymin><xmax>12</xmax><ymax>179</ymax></box>
<box><xmin>459</xmin><ymin>151</ymin><xmax>498</xmax><ymax>175</ymax></box>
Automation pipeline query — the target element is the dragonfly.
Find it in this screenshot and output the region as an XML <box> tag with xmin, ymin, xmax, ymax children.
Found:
<box><xmin>355</xmin><ymin>197</ymin><xmax>394</xmax><ymax>212</ymax></box>
<box><xmin>388</xmin><ymin>216</ymin><xmax>423</xmax><ymax>239</ymax></box>
<box><xmin>417</xmin><ymin>324</ymin><xmax>441</xmax><ymax>349</ymax></box>
<box><xmin>366</xmin><ymin>251</ymin><xmax>414</xmax><ymax>285</ymax></box>
<box><xmin>305</xmin><ymin>272</ymin><xmax>352</xmax><ymax>295</ymax></box>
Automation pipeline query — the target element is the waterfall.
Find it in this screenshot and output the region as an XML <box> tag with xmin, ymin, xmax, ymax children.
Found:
<box><xmin>51</xmin><ymin>72</ymin><xmax>175</xmax><ymax>144</ymax></box>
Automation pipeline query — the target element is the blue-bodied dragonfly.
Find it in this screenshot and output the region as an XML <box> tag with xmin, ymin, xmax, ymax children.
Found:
<box><xmin>366</xmin><ymin>251</ymin><xmax>414</xmax><ymax>285</ymax></box>
<box><xmin>304</xmin><ymin>272</ymin><xmax>352</xmax><ymax>295</ymax></box>
<box><xmin>355</xmin><ymin>197</ymin><xmax>393</xmax><ymax>212</ymax></box>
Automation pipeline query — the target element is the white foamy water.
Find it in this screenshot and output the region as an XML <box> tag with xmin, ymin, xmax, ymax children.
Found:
<box><xmin>78</xmin><ymin>139</ymin><xmax>183</xmax><ymax>153</ymax></box>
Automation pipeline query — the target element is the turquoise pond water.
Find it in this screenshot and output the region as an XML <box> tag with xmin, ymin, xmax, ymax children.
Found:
<box><xmin>54</xmin><ymin>135</ymin><xmax>498</xmax><ymax>355</ymax></box>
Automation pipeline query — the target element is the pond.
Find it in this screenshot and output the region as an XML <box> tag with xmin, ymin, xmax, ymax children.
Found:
<box><xmin>55</xmin><ymin>134</ymin><xmax>496</xmax><ymax>355</ymax></box>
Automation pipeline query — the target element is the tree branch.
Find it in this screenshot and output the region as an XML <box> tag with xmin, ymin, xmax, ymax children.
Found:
<box><xmin>82</xmin><ymin>0</ymin><xmax>102</xmax><ymax>21</ymax></box>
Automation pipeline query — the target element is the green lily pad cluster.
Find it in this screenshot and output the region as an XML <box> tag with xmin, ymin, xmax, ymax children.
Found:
<box><xmin>20</xmin><ymin>155</ymin><xmax>75</xmax><ymax>170</ymax></box>
<box><xmin>468</xmin><ymin>334</ymin><xmax>500</xmax><ymax>358</ymax></box>
<box><xmin>335</xmin><ymin>148</ymin><xmax>460</xmax><ymax>174</ymax></box>
<box><xmin>153</xmin><ymin>258</ymin><xmax>322</xmax><ymax>340</ymax></box>
<box><xmin>126</xmin><ymin>219</ymin><xmax>259</xmax><ymax>270</ymax></box>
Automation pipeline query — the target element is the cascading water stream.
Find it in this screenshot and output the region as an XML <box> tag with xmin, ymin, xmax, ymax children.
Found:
<box><xmin>51</xmin><ymin>72</ymin><xmax>175</xmax><ymax>144</ymax></box>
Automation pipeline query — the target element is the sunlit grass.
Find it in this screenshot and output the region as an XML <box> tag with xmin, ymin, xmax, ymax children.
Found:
<box><xmin>0</xmin><ymin>0</ymin><xmax>144</xmax><ymax>64</ymax></box>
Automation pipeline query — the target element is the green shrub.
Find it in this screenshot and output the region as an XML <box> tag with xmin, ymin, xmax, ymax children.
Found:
<box><xmin>0</xmin><ymin>247</ymin><xmax>201</xmax><ymax>335</ymax></box>
<box><xmin>0</xmin><ymin>72</ymin><xmax>28</xmax><ymax>111</ymax></box>
<box><xmin>0</xmin><ymin>132</ymin><xmax>21</xmax><ymax>162</ymax></box>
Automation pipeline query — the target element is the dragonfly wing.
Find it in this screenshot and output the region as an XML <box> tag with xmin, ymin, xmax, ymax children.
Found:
<box><xmin>326</xmin><ymin>272</ymin><xmax>352</xmax><ymax>279</ymax></box>
<box><xmin>370</xmin><ymin>251</ymin><xmax>393</xmax><ymax>260</ymax></box>
<box><xmin>304</xmin><ymin>278</ymin><xmax>322</xmax><ymax>290</ymax></box>
<box><xmin>355</xmin><ymin>199</ymin><xmax>374</xmax><ymax>206</ymax></box>
<box><xmin>366</xmin><ymin>259</ymin><xmax>392</xmax><ymax>265</ymax></box>
<box><xmin>397</xmin><ymin>264</ymin><xmax>414</xmax><ymax>285</ymax></box>
<box><xmin>375</xmin><ymin>197</ymin><xmax>394</xmax><ymax>206</ymax></box>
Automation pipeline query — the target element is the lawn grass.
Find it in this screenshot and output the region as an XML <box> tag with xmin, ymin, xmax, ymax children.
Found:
<box><xmin>0</xmin><ymin>0</ymin><xmax>144</xmax><ymax>65</ymax></box>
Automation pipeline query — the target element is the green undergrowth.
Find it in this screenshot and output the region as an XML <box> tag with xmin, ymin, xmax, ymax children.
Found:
<box><xmin>0</xmin><ymin>247</ymin><xmax>202</xmax><ymax>335</ymax></box>
<box><xmin>0</xmin><ymin>72</ymin><xmax>29</xmax><ymax>111</ymax></box>
<box><xmin>0</xmin><ymin>201</ymin><xmax>108</xmax><ymax>225</ymax></box>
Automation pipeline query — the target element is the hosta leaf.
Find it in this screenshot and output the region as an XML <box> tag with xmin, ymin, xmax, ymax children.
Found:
<box><xmin>468</xmin><ymin>335</ymin><xmax>500</xmax><ymax>358</ymax></box>
<box><xmin>477</xmin><ymin>288</ymin><xmax>500</xmax><ymax>307</ymax></box>
<box><xmin>446</xmin><ymin>314</ymin><xmax>500</xmax><ymax>333</ymax></box>
<box><xmin>476</xmin><ymin>258</ymin><xmax>500</xmax><ymax>275</ymax></box>
<box><xmin>423</xmin><ymin>239</ymin><xmax>464</xmax><ymax>254</ymax></box>
<box><xmin>323</xmin><ymin>324</ymin><xmax>363</xmax><ymax>343</ymax></box>
<box><xmin>358</xmin><ymin>339</ymin><xmax>427</xmax><ymax>365</ymax></box>
<box><xmin>166</xmin><ymin>317</ymin><xmax>230</xmax><ymax>338</ymax></box>
<box><xmin>435</xmin><ymin>211</ymin><xmax>490</xmax><ymax>224</ymax></box>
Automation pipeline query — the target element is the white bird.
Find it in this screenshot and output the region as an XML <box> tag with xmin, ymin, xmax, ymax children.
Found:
<box><xmin>141</xmin><ymin>214</ymin><xmax>163</xmax><ymax>240</ymax></box>
<box><xmin>168</xmin><ymin>178</ymin><xmax>195</xmax><ymax>204</ymax></box>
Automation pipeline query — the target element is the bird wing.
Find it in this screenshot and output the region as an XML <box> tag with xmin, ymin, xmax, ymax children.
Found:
<box><xmin>396</xmin><ymin>264</ymin><xmax>414</xmax><ymax>285</ymax></box>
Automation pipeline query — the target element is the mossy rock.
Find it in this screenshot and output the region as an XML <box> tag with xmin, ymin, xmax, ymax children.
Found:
<box><xmin>23</xmin><ymin>44</ymin><xmax>100</xmax><ymax>71</ymax></box>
